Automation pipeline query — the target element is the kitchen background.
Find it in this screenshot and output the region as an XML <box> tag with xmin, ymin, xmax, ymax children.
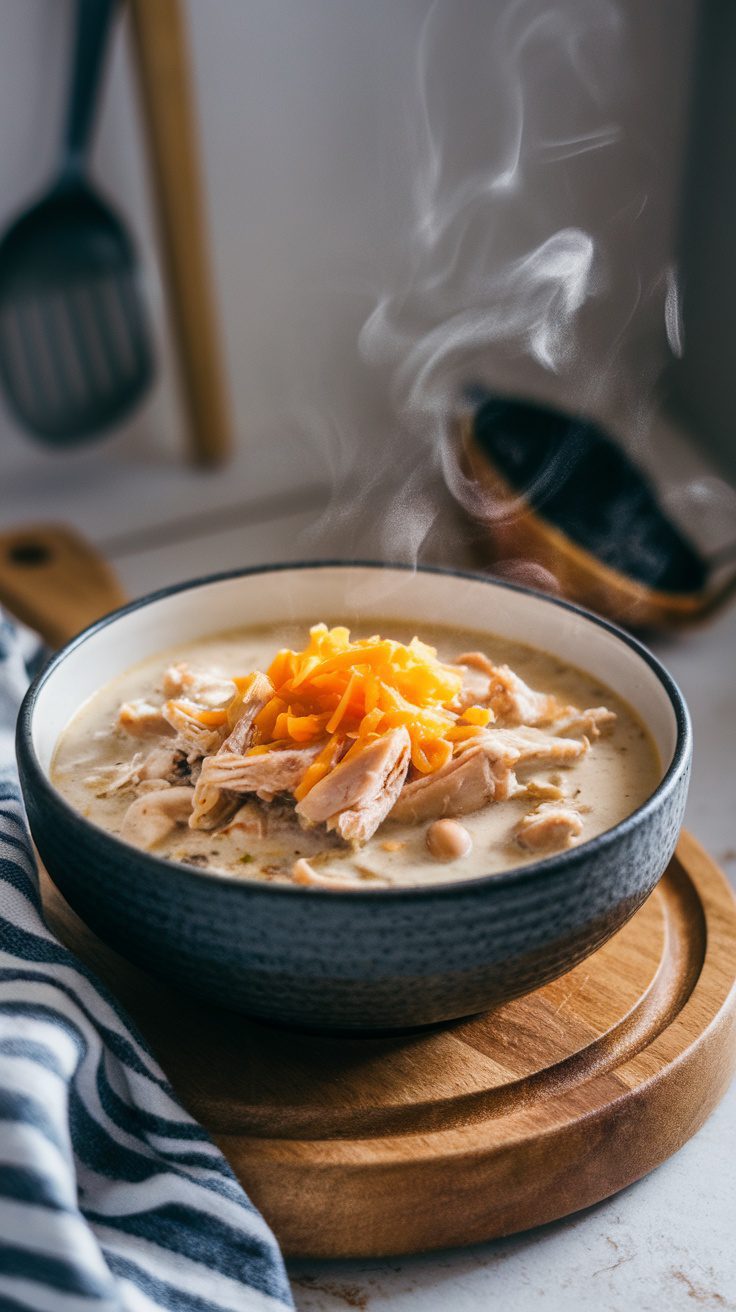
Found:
<box><xmin>1</xmin><ymin>2</ymin><xmax>735</xmax><ymax>1308</ymax></box>
<box><xmin>3</xmin><ymin>0</ymin><xmax>734</xmax><ymax>574</ymax></box>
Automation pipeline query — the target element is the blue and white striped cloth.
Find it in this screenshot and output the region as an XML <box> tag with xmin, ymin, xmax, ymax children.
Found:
<box><xmin>0</xmin><ymin>613</ymin><xmax>294</xmax><ymax>1312</ymax></box>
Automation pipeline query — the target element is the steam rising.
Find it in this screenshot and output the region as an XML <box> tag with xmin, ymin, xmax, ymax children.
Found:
<box><xmin>353</xmin><ymin>0</ymin><xmax>627</xmax><ymax>552</ymax></box>
<box><xmin>664</xmin><ymin>267</ymin><xmax>684</xmax><ymax>358</ymax></box>
<box><xmin>363</xmin><ymin>229</ymin><xmax>597</xmax><ymax>389</ymax></box>
<box><xmin>304</xmin><ymin>0</ymin><xmax>734</xmax><ymax>568</ymax></box>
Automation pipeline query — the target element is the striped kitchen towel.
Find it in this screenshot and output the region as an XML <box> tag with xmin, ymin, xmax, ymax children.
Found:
<box><xmin>0</xmin><ymin>611</ymin><xmax>294</xmax><ymax>1312</ymax></box>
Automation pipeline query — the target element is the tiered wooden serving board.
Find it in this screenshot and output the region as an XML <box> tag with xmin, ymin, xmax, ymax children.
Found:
<box><xmin>41</xmin><ymin>832</ymin><xmax>736</xmax><ymax>1259</ymax></box>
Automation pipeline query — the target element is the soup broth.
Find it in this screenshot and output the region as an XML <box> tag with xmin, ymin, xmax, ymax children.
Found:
<box><xmin>51</xmin><ymin>621</ymin><xmax>660</xmax><ymax>888</ymax></box>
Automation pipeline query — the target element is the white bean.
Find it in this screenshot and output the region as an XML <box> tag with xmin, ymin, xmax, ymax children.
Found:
<box><xmin>426</xmin><ymin>819</ymin><xmax>472</xmax><ymax>862</ymax></box>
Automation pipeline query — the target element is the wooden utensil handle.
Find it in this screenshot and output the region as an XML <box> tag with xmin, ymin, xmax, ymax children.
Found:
<box><xmin>128</xmin><ymin>0</ymin><xmax>231</xmax><ymax>467</ymax></box>
<box><xmin>0</xmin><ymin>525</ymin><xmax>126</xmax><ymax>647</ymax></box>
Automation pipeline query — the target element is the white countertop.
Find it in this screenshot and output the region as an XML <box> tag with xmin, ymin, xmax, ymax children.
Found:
<box><xmin>2</xmin><ymin>449</ymin><xmax>735</xmax><ymax>1312</ymax></box>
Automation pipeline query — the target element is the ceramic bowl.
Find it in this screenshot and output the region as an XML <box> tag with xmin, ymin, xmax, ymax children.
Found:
<box><xmin>17</xmin><ymin>563</ymin><xmax>691</xmax><ymax>1030</ymax></box>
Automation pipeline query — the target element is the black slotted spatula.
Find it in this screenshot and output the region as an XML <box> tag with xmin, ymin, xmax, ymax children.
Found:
<box><xmin>0</xmin><ymin>0</ymin><xmax>153</xmax><ymax>446</ymax></box>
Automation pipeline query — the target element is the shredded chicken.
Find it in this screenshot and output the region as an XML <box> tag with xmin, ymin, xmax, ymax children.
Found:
<box><xmin>489</xmin><ymin>665</ymin><xmax>564</xmax><ymax>726</ymax></box>
<box><xmin>120</xmin><ymin>787</ymin><xmax>194</xmax><ymax>850</ymax></box>
<box><xmin>391</xmin><ymin>726</ymin><xmax>585</xmax><ymax>824</ymax></box>
<box><xmin>548</xmin><ymin>707</ymin><xmax>616</xmax><ymax>739</ymax></box>
<box><xmin>515</xmin><ymin>801</ymin><xmax>583</xmax><ymax>853</ymax></box>
<box><xmin>221</xmin><ymin>800</ymin><xmax>268</xmax><ymax>843</ymax></box>
<box><xmin>138</xmin><ymin>745</ymin><xmax>192</xmax><ymax>785</ymax></box>
<box><xmin>391</xmin><ymin>746</ymin><xmax>499</xmax><ymax>823</ymax></box>
<box><xmin>455</xmin><ymin>653</ymin><xmax>616</xmax><ymax>741</ymax></box>
<box><xmin>189</xmin><ymin>744</ymin><xmax>321</xmax><ymax>830</ymax></box>
<box><xmin>220</xmin><ymin>671</ymin><xmax>274</xmax><ymax>754</ymax></box>
<box><xmin>290</xmin><ymin>857</ymin><xmax>373</xmax><ymax>890</ymax></box>
<box><xmin>453</xmin><ymin>661</ymin><xmax>494</xmax><ymax>712</ymax></box>
<box><xmin>524</xmin><ymin>776</ymin><xmax>566</xmax><ymax>802</ymax></box>
<box><xmin>469</xmin><ymin>725</ymin><xmax>588</xmax><ymax>770</ymax></box>
<box><xmin>118</xmin><ymin>700</ymin><xmax>175</xmax><ymax>740</ymax></box>
<box><xmin>85</xmin><ymin>754</ymin><xmax>146</xmax><ymax>797</ymax></box>
<box><xmin>85</xmin><ymin>743</ymin><xmax>192</xmax><ymax>796</ymax></box>
<box><xmin>455</xmin><ymin>653</ymin><xmax>563</xmax><ymax>725</ymax></box>
<box><xmin>159</xmin><ymin>701</ymin><xmax>224</xmax><ymax>755</ymax></box>
<box><xmin>296</xmin><ymin>728</ymin><xmax>411</xmax><ymax>845</ymax></box>
<box><xmin>205</xmin><ymin>744</ymin><xmax>320</xmax><ymax>801</ymax></box>
<box><xmin>182</xmin><ymin>672</ymin><xmax>277</xmax><ymax>828</ymax></box>
<box><xmin>162</xmin><ymin>663</ymin><xmax>236</xmax><ymax>708</ymax></box>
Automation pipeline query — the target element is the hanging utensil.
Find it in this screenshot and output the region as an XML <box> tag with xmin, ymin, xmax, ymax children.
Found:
<box><xmin>128</xmin><ymin>0</ymin><xmax>231</xmax><ymax>466</ymax></box>
<box><xmin>0</xmin><ymin>0</ymin><xmax>154</xmax><ymax>446</ymax></box>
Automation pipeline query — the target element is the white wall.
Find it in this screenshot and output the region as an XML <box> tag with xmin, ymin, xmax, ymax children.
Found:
<box><xmin>0</xmin><ymin>0</ymin><xmax>698</xmax><ymax>528</ymax></box>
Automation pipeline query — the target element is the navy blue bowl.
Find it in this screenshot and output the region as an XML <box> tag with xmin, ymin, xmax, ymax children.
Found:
<box><xmin>16</xmin><ymin>563</ymin><xmax>691</xmax><ymax>1030</ymax></box>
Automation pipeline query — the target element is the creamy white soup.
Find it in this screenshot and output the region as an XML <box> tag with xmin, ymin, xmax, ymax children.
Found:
<box><xmin>51</xmin><ymin>621</ymin><xmax>660</xmax><ymax>889</ymax></box>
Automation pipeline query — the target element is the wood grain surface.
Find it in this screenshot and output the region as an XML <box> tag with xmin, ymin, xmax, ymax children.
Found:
<box><xmin>40</xmin><ymin>830</ymin><xmax>736</xmax><ymax>1259</ymax></box>
<box><xmin>0</xmin><ymin>524</ymin><xmax>126</xmax><ymax>647</ymax></box>
<box><xmin>128</xmin><ymin>0</ymin><xmax>232</xmax><ymax>467</ymax></box>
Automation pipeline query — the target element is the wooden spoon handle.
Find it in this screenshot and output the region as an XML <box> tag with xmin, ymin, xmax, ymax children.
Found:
<box><xmin>128</xmin><ymin>0</ymin><xmax>232</xmax><ymax>467</ymax></box>
<box><xmin>0</xmin><ymin>524</ymin><xmax>126</xmax><ymax>648</ymax></box>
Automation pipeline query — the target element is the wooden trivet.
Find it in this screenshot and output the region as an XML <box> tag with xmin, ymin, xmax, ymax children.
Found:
<box><xmin>40</xmin><ymin>830</ymin><xmax>736</xmax><ymax>1259</ymax></box>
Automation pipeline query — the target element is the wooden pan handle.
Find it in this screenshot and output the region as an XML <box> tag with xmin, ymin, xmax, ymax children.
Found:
<box><xmin>128</xmin><ymin>0</ymin><xmax>232</xmax><ymax>467</ymax></box>
<box><xmin>0</xmin><ymin>525</ymin><xmax>126</xmax><ymax>648</ymax></box>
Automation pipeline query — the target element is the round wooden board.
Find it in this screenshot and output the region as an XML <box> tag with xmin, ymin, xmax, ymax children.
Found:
<box><xmin>40</xmin><ymin>830</ymin><xmax>736</xmax><ymax>1259</ymax></box>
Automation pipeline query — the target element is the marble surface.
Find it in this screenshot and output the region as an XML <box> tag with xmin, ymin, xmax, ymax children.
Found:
<box><xmin>2</xmin><ymin>457</ymin><xmax>734</xmax><ymax>1311</ymax></box>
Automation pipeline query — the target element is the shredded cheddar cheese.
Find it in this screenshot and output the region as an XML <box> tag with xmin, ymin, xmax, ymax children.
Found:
<box><xmin>226</xmin><ymin>624</ymin><xmax>494</xmax><ymax>801</ymax></box>
<box><xmin>166</xmin><ymin>701</ymin><xmax>229</xmax><ymax>727</ymax></box>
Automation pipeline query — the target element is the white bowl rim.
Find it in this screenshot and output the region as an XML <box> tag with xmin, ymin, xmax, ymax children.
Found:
<box><xmin>17</xmin><ymin>560</ymin><xmax>692</xmax><ymax>900</ymax></box>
